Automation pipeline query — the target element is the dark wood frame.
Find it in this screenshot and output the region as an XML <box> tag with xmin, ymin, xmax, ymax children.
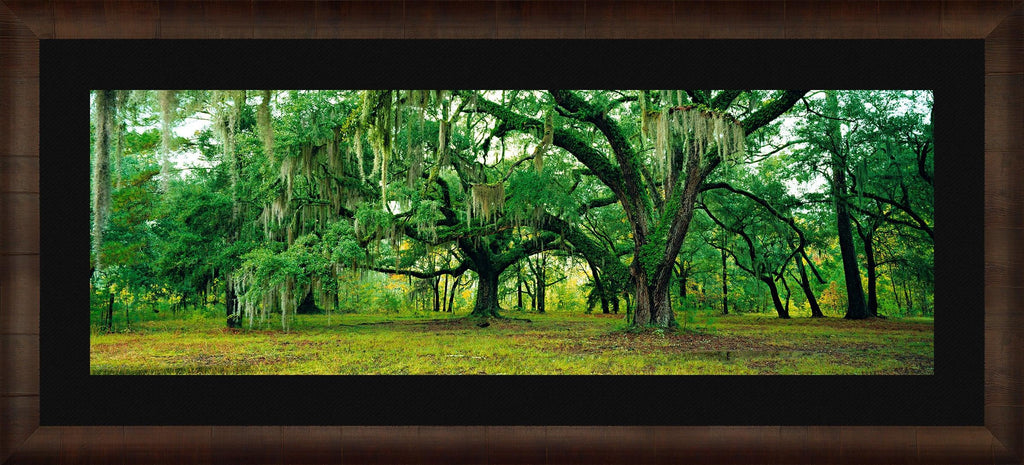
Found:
<box><xmin>1</xmin><ymin>1</ymin><xmax>1020</xmax><ymax>463</ymax></box>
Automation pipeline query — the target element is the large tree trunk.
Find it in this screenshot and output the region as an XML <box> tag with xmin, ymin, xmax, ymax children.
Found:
<box><xmin>630</xmin><ymin>264</ymin><xmax>674</xmax><ymax>327</ymax></box>
<box><xmin>470</xmin><ymin>266</ymin><xmax>502</xmax><ymax>318</ymax></box>
<box><xmin>796</xmin><ymin>254</ymin><xmax>825</xmax><ymax>318</ymax></box>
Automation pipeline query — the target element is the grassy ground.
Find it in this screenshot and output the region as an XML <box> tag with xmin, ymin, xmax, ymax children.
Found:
<box><xmin>90</xmin><ymin>310</ymin><xmax>933</xmax><ymax>375</ymax></box>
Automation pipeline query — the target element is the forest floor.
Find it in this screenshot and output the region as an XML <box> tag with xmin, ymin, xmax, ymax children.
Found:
<box><xmin>90</xmin><ymin>311</ymin><xmax>933</xmax><ymax>375</ymax></box>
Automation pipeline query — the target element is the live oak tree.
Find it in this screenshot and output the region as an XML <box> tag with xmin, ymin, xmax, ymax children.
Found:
<box><xmin>471</xmin><ymin>89</ymin><xmax>807</xmax><ymax>328</ymax></box>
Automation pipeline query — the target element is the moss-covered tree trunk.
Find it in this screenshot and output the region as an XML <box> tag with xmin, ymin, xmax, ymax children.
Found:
<box><xmin>470</xmin><ymin>265</ymin><xmax>502</xmax><ymax>318</ymax></box>
<box><xmin>92</xmin><ymin>90</ymin><xmax>114</xmax><ymax>276</ymax></box>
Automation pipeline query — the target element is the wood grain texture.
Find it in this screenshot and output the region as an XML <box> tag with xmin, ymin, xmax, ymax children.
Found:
<box><xmin>987</xmin><ymin>286</ymin><xmax>1024</xmax><ymax>330</ymax></box>
<box><xmin>878</xmin><ymin>1</ymin><xmax>943</xmax><ymax>37</ymax></box>
<box><xmin>0</xmin><ymin>335</ymin><xmax>39</xmax><ymax>396</ymax></box>
<box><xmin>496</xmin><ymin>1</ymin><xmax>586</xmax><ymax>39</ymax></box>
<box><xmin>783</xmin><ymin>0</ymin><xmax>833</xmax><ymax>39</ymax></box>
<box><xmin>59</xmin><ymin>426</ymin><xmax>126</xmax><ymax>465</ymax></box>
<box><xmin>0</xmin><ymin>78</ymin><xmax>40</xmax><ymax>156</ymax></box>
<box><xmin>0</xmin><ymin>1</ymin><xmax>53</xmax><ymax>39</ymax></box>
<box><xmin>545</xmin><ymin>426</ymin><xmax>656</xmax><ymax>464</ymax></box>
<box><xmin>651</xmin><ymin>426</ymin><xmax>780</xmax><ymax>464</ymax></box>
<box><xmin>3</xmin><ymin>427</ymin><xmax>58</xmax><ymax>465</ymax></box>
<box><xmin>53</xmin><ymin>0</ymin><xmax>158</xmax><ymax>39</ymax></box>
<box><xmin>0</xmin><ymin>4</ymin><xmax>38</xmax><ymax>78</ymax></box>
<box><xmin>404</xmin><ymin>1</ymin><xmax>497</xmax><ymax>39</ymax></box>
<box><xmin>0</xmin><ymin>396</ymin><xmax>38</xmax><ymax>464</ymax></box>
<box><xmin>0</xmin><ymin>254</ymin><xmax>39</xmax><ymax>336</ymax></box>
<box><xmin>485</xmin><ymin>426</ymin><xmax>547</xmax><ymax>465</ymax></box>
<box><xmin>838</xmin><ymin>427</ymin><xmax>918</xmax><ymax>465</ymax></box>
<box><xmin>123</xmin><ymin>427</ymin><xmax>189</xmax><ymax>465</ymax></box>
<box><xmin>0</xmin><ymin>193</ymin><xmax>39</xmax><ymax>255</ymax></box>
<box><xmin>157</xmin><ymin>1</ymin><xmax>253</xmax><ymax>39</ymax></box>
<box><xmin>987</xmin><ymin>325</ymin><xmax>1024</xmax><ymax>407</ymax></box>
<box><xmin>777</xmin><ymin>426</ymin><xmax>843</xmax><ymax>464</ymax></box>
<box><xmin>673</xmin><ymin>0</ymin><xmax>710</xmax><ymax>39</ymax></box>
<box><xmin>0</xmin><ymin>1</ymin><xmax>1019</xmax><ymax>464</ymax></box>
<box><xmin>583</xmin><ymin>0</ymin><xmax>677</xmax><ymax>38</ymax></box>
<box><xmin>985</xmin><ymin>150</ymin><xmax>1024</xmax><ymax>229</ymax></box>
<box><xmin>340</xmin><ymin>426</ymin><xmax>420</xmax><ymax>464</ymax></box>
<box><xmin>985</xmin><ymin>11</ymin><xmax>1024</xmax><ymax>74</ymax></box>
<box><xmin>985</xmin><ymin>75</ymin><xmax>1024</xmax><ymax>152</ymax></box>
<box><xmin>705</xmin><ymin>0</ymin><xmax>785</xmax><ymax>39</ymax></box>
<box><xmin>280</xmin><ymin>426</ymin><xmax>342</xmax><ymax>465</ymax></box>
<box><xmin>313</xmin><ymin>1</ymin><xmax>404</xmax><ymax>39</ymax></box>
<box><xmin>917</xmin><ymin>426</ymin><xmax>997</xmax><ymax>464</ymax></box>
<box><xmin>253</xmin><ymin>1</ymin><xmax>316</xmax><ymax>39</ymax></box>
<box><xmin>987</xmin><ymin>405</ymin><xmax>1024</xmax><ymax>459</ymax></box>
<box><xmin>210</xmin><ymin>426</ymin><xmax>283</xmax><ymax>465</ymax></box>
<box><xmin>0</xmin><ymin>157</ymin><xmax>38</xmax><ymax>194</ymax></box>
<box><xmin>941</xmin><ymin>0</ymin><xmax>1018</xmax><ymax>38</ymax></box>
<box><xmin>827</xmin><ymin>1</ymin><xmax>881</xmax><ymax>38</ymax></box>
<box><xmin>985</xmin><ymin>227</ymin><xmax>1024</xmax><ymax>277</ymax></box>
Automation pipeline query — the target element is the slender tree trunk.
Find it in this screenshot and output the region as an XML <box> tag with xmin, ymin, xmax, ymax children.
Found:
<box><xmin>612</xmin><ymin>296</ymin><xmax>620</xmax><ymax>314</ymax></box>
<box><xmin>889</xmin><ymin>262</ymin><xmax>902</xmax><ymax>313</ymax></box>
<box><xmin>517</xmin><ymin>278</ymin><xmax>523</xmax><ymax>311</ymax></box>
<box><xmin>432</xmin><ymin>277</ymin><xmax>441</xmax><ymax>312</ymax></box>
<box><xmin>863</xmin><ymin>234</ymin><xmax>879</xmax><ymax>316</ymax></box>
<box><xmin>441</xmin><ymin>274</ymin><xmax>449</xmax><ymax>312</ymax></box>
<box><xmin>534</xmin><ymin>253</ymin><xmax>547</xmax><ymax>314</ymax></box>
<box><xmin>797</xmin><ymin>254</ymin><xmax>825</xmax><ymax>318</ymax></box>
<box><xmin>226</xmin><ymin>276</ymin><xmax>240</xmax><ymax>327</ymax></box>
<box><xmin>721</xmin><ymin>250</ymin><xmax>729</xmax><ymax>315</ymax></box>
<box><xmin>780</xmin><ymin>276</ymin><xmax>792</xmax><ymax>315</ymax></box>
<box><xmin>106</xmin><ymin>293</ymin><xmax>115</xmax><ymax>331</ymax></box>
<box><xmin>763</xmin><ymin>276</ymin><xmax>790</xmax><ymax>319</ymax></box>
<box><xmin>678</xmin><ymin>264</ymin><xmax>688</xmax><ymax>302</ymax></box>
<box><xmin>448</xmin><ymin>274</ymin><xmax>461</xmax><ymax>313</ymax></box>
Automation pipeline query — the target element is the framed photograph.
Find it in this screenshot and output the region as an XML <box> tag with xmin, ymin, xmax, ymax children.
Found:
<box><xmin>2</xmin><ymin>2</ymin><xmax>1021</xmax><ymax>464</ymax></box>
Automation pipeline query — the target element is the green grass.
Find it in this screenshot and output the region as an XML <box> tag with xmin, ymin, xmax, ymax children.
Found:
<box><xmin>90</xmin><ymin>310</ymin><xmax>933</xmax><ymax>375</ymax></box>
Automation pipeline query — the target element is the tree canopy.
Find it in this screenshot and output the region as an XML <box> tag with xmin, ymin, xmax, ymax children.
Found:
<box><xmin>90</xmin><ymin>89</ymin><xmax>934</xmax><ymax>332</ymax></box>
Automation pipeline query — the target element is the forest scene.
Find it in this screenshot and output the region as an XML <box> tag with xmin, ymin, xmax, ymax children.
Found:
<box><xmin>89</xmin><ymin>89</ymin><xmax>934</xmax><ymax>375</ymax></box>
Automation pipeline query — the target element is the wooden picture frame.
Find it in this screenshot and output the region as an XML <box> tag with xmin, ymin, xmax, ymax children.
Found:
<box><xmin>1</xmin><ymin>1</ymin><xmax>1021</xmax><ymax>463</ymax></box>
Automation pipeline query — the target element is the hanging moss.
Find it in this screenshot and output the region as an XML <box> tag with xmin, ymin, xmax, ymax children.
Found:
<box><xmin>646</xmin><ymin>105</ymin><xmax>747</xmax><ymax>184</ymax></box>
<box><xmin>468</xmin><ymin>182</ymin><xmax>505</xmax><ymax>225</ymax></box>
